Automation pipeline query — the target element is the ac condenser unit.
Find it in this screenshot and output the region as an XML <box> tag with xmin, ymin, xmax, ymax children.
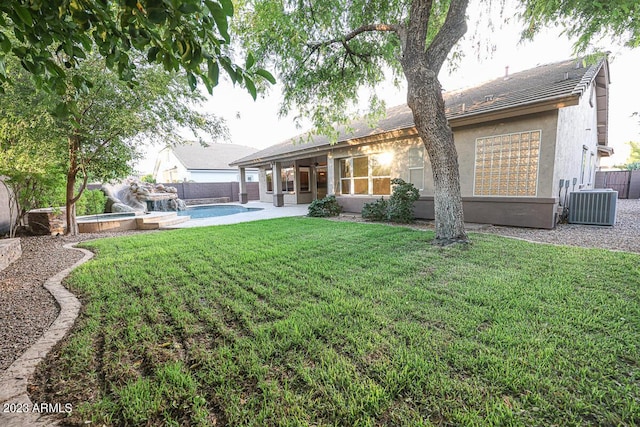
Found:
<box><xmin>568</xmin><ymin>190</ymin><xmax>618</xmax><ymax>226</ymax></box>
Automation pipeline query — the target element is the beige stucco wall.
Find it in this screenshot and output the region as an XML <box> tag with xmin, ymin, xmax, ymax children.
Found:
<box><xmin>326</xmin><ymin>111</ymin><xmax>560</xmax><ymax>200</ymax></box>
<box><xmin>451</xmin><ymin>110</ymin><xmax>560</xmax><ymax>198</ymax></box>
<box><xmin>553</xmin><ymin>83</ymin><xmax>600</xmax><ymax>197</ymax></box>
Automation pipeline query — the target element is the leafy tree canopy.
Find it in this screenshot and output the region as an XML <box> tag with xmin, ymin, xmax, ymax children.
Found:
<box><xmin>521</xmin><ymin>0</ymin><xmax>640</xmax><ymax>52</ymax></box>
<box><xmin>0</xmin><ymin>0</ymin><xmax>275</xmax><ymax>97</ymax></box>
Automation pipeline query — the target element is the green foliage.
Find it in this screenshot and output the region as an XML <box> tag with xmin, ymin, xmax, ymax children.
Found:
<box><xmin>387</xmin><ymin>178</ymin><xmax>420</xmax><ymax>223</ymax></box>
<box><xmin>307</xmin><ymin>195</ymin><xmax>342</xmax><ymax>217</ymax></box>
<box><xmin>0</xmin><ymin>51</ymin><xmax>226</xmax><ymax>234</ymax></box>
<box><xmin>361</xmin><ymin>179</ymin><xmax>420</xmax><ymax>223</ymax></box>
<box><xmin>0</xmin><ymin>56</ymin><xmax>67</xmax><ymax>236</ymax></box>
<box><xmin>521</xmin><ymin>0</ymin><xmax>640</xmax><ymax>51</ymax></box>
<box><xmin>140</xmin><ymin>174</ymin><xmax>156</xmax><ymax>184</ymax></box>
<box><xmin>33</xmin><ymin>219</ymin><xmax>640</xmax><ymax>425</ymax></box>
<box><xmin>0</xmin><ymin>1</ymin><xmax>275</xmax><ymax>98</ymax></box>
<box><xmin>361</xmin><ymin>197</ymin><xmax>388</xmax><ymax>221</ymax></box>
<box><xmin>615</xmin><ymin>142</ymin><xmax>640</xmax><ymax>170</ymax></box>
<box><xmin>75</xmin><ymin>189</ymin><xmax>107</xmax><ymax>216</ymax></box>
<box><xmin>623</xmin><ymin>161</ymin><xmax>640</xmax><ymax>171</ymax></box>
<box><xmin>626</xmin><ymin>141</ymin><xmax>640</xmax><ymax>164</ymax></box>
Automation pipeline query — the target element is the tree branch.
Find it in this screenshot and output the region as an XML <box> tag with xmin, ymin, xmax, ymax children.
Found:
<box><xmin>308</xmin><ymin>23</ymin><xmax>399</xmax><ymax>50</ymax></box>
<box><xmin>404</xmin><ymin>0</ymin><xmax>434</xmax><ymax>62</ymax></box>
<box><xmin>425</xmin><ymin>0</ymin><xmax>469</xmax><ymax>73</ymax></box>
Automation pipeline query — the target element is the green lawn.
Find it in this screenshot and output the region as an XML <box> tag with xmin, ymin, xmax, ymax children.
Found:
<box><xmin>33</xmin><ymin>218</ymin><xmax>639</xmax><ymax>426</ymax></box>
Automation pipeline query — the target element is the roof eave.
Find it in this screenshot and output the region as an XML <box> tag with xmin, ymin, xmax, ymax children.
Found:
<box><xmin>448</xmin><ymin>94</ymin><xmax>580</xmax><ymax>128</ymax></box>
<box><xmin>231</xmin><ymin>95</ymin><xmax>584</xmax><ymax>167</ymax></box>
<box><xmin>230</xmin><ymin>128</ymin><xmax>420</xmax><ymax>167</ymax></box>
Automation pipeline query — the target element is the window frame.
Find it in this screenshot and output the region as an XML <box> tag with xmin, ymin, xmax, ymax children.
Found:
<box><xmin>339</xmin><ymin>154</ymin><xmax>392</xmax><ymax>196</ymax></box>
<box><xmin>281</xmin><ymin>167</ymin><xmax>295</xmax><ymax>193</ymax></box>
<box><xmin>298</xmin><ymin>167</ymin><xmax>311</xmax><ymax>193</ymax></box>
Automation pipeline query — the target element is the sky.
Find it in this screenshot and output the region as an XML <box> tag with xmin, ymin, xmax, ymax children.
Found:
<box><xmin>136</xmin><ymin>11</ymin><xmax>640</xmax><ymax>174</ymax></box>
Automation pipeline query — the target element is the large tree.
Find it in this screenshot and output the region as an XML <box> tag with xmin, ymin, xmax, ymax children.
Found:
<box><xmin>239</xmin><ymin>0</ymin><xmax>472</xmax><ymax>244</ymax></box>
<box><xmin>57</xmin><ymin>55</ymin><xmax>226</xmax><ymax>234</ymax></box>
<box><xmin>0</xmin><ymin>52</ymin><xmax>225</xmax><ymax>235</ymax></box>
<box><xmin>0</xmin><ymin>55</ymin><xmax>66</xmax><ymax>237</ymax></box>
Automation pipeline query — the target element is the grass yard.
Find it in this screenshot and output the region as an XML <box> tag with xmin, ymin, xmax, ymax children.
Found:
<box><xmin>32</xmin><ymin>217</ymin><xmax>639</xmax><ymax>426</ymax></box>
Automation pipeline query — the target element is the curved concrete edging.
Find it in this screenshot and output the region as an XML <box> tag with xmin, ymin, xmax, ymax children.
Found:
<box><xmin>0</xmin><ymin>243</ymin><xmax>93</xmax><ymax>427</ymax></box>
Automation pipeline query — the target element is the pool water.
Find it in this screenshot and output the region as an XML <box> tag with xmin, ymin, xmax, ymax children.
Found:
<box><xmin>178</xmin><ymin>205</ymin><xmax>263</xmax><ymax>219</ymax></box>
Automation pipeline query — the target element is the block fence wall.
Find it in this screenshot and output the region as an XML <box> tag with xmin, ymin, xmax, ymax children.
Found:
<box><xmin>86</xmin><ymin>181</ymin><xmax>260</xmax><ymax>203</ymax></box>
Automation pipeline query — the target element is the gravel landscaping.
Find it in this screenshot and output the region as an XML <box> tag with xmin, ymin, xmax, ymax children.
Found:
<box><xmin>0</xmin><ymin>199</ymin><xmax>638</xmax><ymax>373</ymax></box>
<box><xmin>0</xmin><ymin>230</ymin><xmax>154</xmax><ymax>372</ymax></box>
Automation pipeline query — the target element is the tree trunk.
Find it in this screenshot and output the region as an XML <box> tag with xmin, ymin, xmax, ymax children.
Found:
<box><xmin>65</xmin><ymin>134</ymin><xmax>80</xmax><ymax>236</ymax></box>
<box><xmin>406</xmin><ymin>68</ymin><xmax>468</xmax><ymax>244</ymax></box>
<box><xmin>399</xmin><ymin>0</ymin><xmax>470</xmax><ymax>245</ymax></box>
<box><xmin>65</xmin><ymin>169</ymin><xmax>78</xmax><ymax>235</ymax></box>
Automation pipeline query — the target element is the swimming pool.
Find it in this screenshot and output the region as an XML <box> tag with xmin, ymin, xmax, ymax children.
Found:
<box><xmin>178</xmin><ymin>205</ymin><xmax>263</xmax><ymax>219</ymax></box>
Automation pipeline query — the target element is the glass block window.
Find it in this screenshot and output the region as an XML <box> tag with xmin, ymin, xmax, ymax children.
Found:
<box><xmin>474</xmin><ymin>130</ymin><xmax>541</xmax><ymax>197</ymax></box>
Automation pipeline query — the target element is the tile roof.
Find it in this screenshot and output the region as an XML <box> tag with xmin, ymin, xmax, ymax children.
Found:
<box><xmin>169</xmin><ymin>143</ymin><xmax>258</xmax><ymax>170</ymax></box>
<box><xmin>231</xmin><ymin>57</ymin><xmax>606</xmax><ymax>166</ymax></box>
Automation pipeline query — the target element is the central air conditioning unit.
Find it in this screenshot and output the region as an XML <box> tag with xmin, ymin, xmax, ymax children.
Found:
<box><xmin>568</xmin><ymin>190</ymin><xmax>618</xmax><ymax>226</ymax></box>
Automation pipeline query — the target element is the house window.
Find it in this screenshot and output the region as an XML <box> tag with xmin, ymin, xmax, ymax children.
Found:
<box><xmin>588</xmin><ymin>152</ymin><xmax>595</xmax><ymax>186</ymax></box>
<box><xmin>299</xmin><ymin>167</ymin><xmax>310</xmax><ymax>192</ymax></box>
<box><xmin>353</xmin><ymin>157</ymin><xmax>369</xmax><ymax>194</ymax></box>
<box><xmin>339</xmin><ymin>154</ymin><xmax>392</xmax><ymax>196</ymax></box>
<box><xmin>408</xmin><ymin>146</ymin><xmax>425</xmax><ymax>190</ymax></box>
<box><xmin>266</xmin><ymin>169</ymin><xmax>273</xmax><ymax>192</ymax></box>
<box><xmin>474</xmin><ymin>130</ymin><xmax>541</xmax><ymax>197</ymax></box>
<box><xmin>282</xmin><ymin>167</ymin><xmax>295</xmax><ymax>192</ymax></box>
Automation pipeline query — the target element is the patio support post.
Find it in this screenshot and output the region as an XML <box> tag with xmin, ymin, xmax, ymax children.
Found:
<box><xmin>238</xmin><ymin>167</ymin><xmax>248</xmax><ymax>204</ymax></box>
<box><xmin>272</xmin><ymin>162</ymin><xmax>284</xmax><ymax>207</ymax></box>
<box><xmin>326</xmin><ymin>156</ymin><xmax>336</xmax><ymax>195</ymax></box>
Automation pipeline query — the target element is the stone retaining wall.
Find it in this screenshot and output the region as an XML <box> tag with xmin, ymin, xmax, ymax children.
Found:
<box><xmin>0</xmin><ymin>238</ymin><xmax>21</xmax><ymax>272</ymax></box>
<box><xmin>27</xmin><ymin>208</ymin><xmax>66</xmax><ymax>235</ymax></box>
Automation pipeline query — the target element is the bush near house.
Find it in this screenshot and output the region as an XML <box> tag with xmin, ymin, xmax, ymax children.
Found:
<box><xmin>361</xmin><ymin>197</ymin><xmax>388</xmax><ymax>221</ymax></box>
<box><xmin>307</xmin><ymin>194</ymin><xmax>342</xmax><ymax>217</ymax></box>
<box><xmin>362</xmin><ymin>178</ymin><xmax>420</xmax><ymax>223</ymax></box>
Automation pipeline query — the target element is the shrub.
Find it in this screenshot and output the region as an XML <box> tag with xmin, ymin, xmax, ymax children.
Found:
<box><xmin>360</xmin><ymin>178</ymin><xmax>420</xmax><ymax>223</ymax></box>
<box><xmin>361</xmin><ymin>197</ymin><xmax>388</xmax><ymax>221</ymax></box>
<box><xmin>141</xmin><ymin>174</ymin><xmax>156</xmax><ymax>183</ymax></box>
<box><xmin>387</xmin><ymin>178</ymin><xmax>420</xmax><ymax>223</ymax></box>
<box><xmin>42</xmin><ymin>185</ymin><xmax>106</xmax><ymax>215</ymax></box>
<box><xmin>76</xmin><ymin>189</ymin><xmax>107</xmax><ymax>215</ymax></box>
<box><xmin>308</xmin><ymin>195</ymin><xmax>342</xmax><ymax>217</ymax></box>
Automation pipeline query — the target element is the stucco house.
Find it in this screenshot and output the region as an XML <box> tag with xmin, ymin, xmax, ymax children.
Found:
<box><xmin>153</xmin><ymin>142</ymin><xmax>259</xmax><ymax>183</ymax></box>
<box><xmin>230</xmin><ymin>57</ymin><xmax>612</xmax><ymax>228</ymax></box>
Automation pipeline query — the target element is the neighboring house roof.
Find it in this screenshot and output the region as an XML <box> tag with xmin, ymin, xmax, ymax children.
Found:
<box><xmin>231</xmin><ymin>57</ymin><xmax>609</xmax><ymax>167</ymax></box>
<box><xmin>168</xmin><ymin>143</ymin><xmax>259</xmax><ymax>170</ymax></box>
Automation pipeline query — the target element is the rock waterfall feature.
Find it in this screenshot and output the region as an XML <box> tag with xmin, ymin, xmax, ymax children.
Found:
<box><xmin>102</xmin><ymin>181</ymin><xmax>187</xmax><ymax>213</ymax></box>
